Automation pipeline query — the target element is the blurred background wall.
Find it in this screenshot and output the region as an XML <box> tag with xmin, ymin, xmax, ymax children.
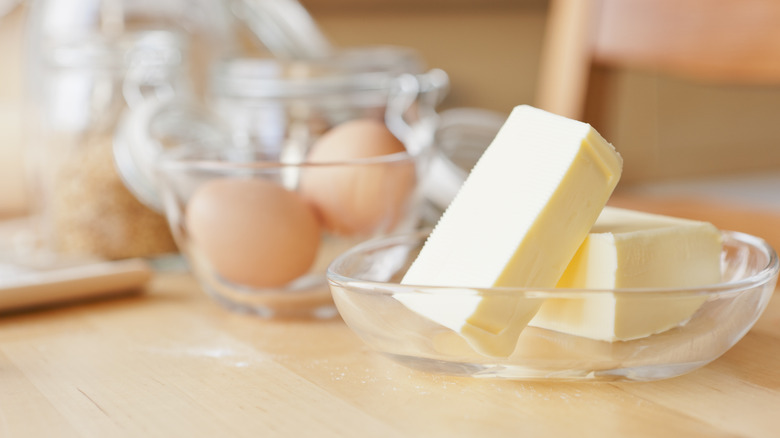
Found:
<box><xmin>303</xmin><ymin>0</ymin><xmax>548</xmax><ymax>114</ymax></box>
<box><xmin>0</xmin><ymin>2</ymin><xmax>26</xmax><ymax>218</ymax></box>
<box><xmin>2</xmin><ymin>0</ymin><xmax>780</xmax><ymax>218</ymax></box>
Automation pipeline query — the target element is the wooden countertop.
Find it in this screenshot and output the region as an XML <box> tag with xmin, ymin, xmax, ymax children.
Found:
<box><xmin>1</xmin><ymin>197</ymin><xmax>779</xmax><ymax>438</ymax></box>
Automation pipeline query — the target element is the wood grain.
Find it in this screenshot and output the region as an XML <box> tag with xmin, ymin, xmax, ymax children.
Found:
<box><xmin>0</xmin><ymin>195</ymin><xmax>778</xmax><ymax>437</ymax></box>
<box><xmin>0</xmin><ymin>265</ymin><xmax>776</xmax><ymax>437</ymax></box>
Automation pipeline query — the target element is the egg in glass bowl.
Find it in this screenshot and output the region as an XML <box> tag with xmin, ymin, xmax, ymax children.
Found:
<box><xmin>155</xmin><ymin>125</ymin><xmax>432</xmax><ymax>318</ymax></box>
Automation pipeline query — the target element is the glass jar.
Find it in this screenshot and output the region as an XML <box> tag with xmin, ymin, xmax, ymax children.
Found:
<box><xmin>114</xmin><ymin>45</ymin><xmax>450</xmax><ymax>211</ymax></box>
<box><xmin>111</xmin><ymin>45</ymin><xmax>449</xmax><ymax>316</ymax></box>
<box><xmin>24</xmin><ymin>0</ymin><xmax>238</xmax><ymax>261</ymax></box>
<box><xmin>208</xmin><ymin>46</ymin><xmax>445</xmax><ymax>160</ymax></box>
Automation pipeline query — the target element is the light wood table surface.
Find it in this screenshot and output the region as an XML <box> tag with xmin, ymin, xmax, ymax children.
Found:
<box><xmin>1</xmin><ymin>198</ymin><xmax>779</xmax><ymax>438</ymax></box>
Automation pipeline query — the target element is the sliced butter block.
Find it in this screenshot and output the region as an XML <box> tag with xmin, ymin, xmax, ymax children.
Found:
<box><xmin>399</xmin><ymin>105</ymin><xmax>623</xmax><ymax>357</ymax></box>
<box><xmin>529</xmin><ymin>207</ymin><xmax>723</xmax><ymax>342</ymax></box>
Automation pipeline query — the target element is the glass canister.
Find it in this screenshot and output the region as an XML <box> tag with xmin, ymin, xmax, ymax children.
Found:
<box><xmin>115</xmin><ymin>45</ymin><xmax>450</xmax><ymax>211</ymax></box>
<box><xmin>208</xmin><ymin>46</ymin><xmax>445</xmax><ymax>162</ymax></box>
<box><xmin>113</xmin><ymin>46</ymin><xmax>449</xmax><ymax>316</ymax></box>
<box><xmin>24</xmin><ymin>0</ymin><xmax>238</xmax><ymax>261</ymax></box>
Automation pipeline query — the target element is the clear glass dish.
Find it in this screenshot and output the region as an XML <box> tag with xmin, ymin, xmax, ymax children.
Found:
<box><xmin>156</xmin><ymin>145</ymin><xmax>430</xmax><ymax>319</ymax></box>
<box><xmin>327</xmin><ymin>228</ymin><xmax>779</xmax><ymax>381</ymax></box>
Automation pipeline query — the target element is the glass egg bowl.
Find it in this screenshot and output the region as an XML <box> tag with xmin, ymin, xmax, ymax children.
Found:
<box><xmin>154</xmin><ymin>144</ymin><xmax>430</xmax><ymax>319</ymax></box>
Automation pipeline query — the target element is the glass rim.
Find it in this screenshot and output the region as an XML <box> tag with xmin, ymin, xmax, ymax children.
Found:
<box><xmin>156</xmin><ymin>147</ymin><xmax>422</xmax><ymax>175</ymax></box>
<box><xmin>326</xmin><ymin>228</ymin><xmax>780</xmax><ymax>298</ymax></box>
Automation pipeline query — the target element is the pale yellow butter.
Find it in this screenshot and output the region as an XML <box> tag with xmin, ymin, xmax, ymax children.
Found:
<box><xmin>529</xmin><ymin>207</ymin><xmax>723</xmax><ymax>341</ymax></box>
<box><xmin>399</xmin><ymin>105</ymin><xmax>622</xmax><ymax>357</ymax></box>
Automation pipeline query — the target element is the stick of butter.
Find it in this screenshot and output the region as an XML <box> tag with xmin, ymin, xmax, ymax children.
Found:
<box><xmin>399</xmin><ymin>105</ymin><xmax>623</xmax><ymax>357</ymax></box>
<box><xmin>529</xmin><ymin>207</ymin><xmax>723</xmax><ymax>341</ymax></box>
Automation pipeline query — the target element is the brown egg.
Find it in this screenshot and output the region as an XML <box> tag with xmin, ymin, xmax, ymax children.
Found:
<box><xmin>299</xmin><ymin>118</ymin><xmax>418</xmax><ymax>236</ymax></box>
<box><xmin>186</xmin><ymin>177</ymin><xmax>321</xmax><ymax>288</ymax></box>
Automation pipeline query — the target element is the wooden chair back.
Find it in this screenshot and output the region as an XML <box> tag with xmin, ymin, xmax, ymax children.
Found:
<box><xmin>535</xmin><ymin>0</ymin><xmax>780</xmax><ymax>121</ymax></box>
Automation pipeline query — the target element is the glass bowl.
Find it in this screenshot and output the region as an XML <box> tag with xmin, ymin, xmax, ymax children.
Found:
<box><xmin>155</xmin><ymin>145</ymin><xmax>430</xmax><ymax>319</ymax></box>
<box><xmin>327</xmin><ymin>228</ymin><xmax>779</xmax><ymax>381</ymax></box>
